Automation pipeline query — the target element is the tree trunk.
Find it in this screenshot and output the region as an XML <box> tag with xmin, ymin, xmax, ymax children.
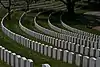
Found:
<box><xmin>26</xmin><ymin>3</ymin><xmax>29</xmax><ymax>11</ymax></box>
<box><xmin>8</xmin><ymin>0</ymin><xmax>11</xmax><ymax>20</ymax></box>
<box><xmin>67</xmin><ymin>0</ymin><xmax>75</xmax><ymax>15</ymax></box>
<box><xmin>88</xmin><ymin>0</ymin><xmax>91</xmax><ymax>5</ymax></box>
<box><xmin>8</xmin><ymin>7</ymin><xmax>11</xmax><ymax>20</ymax></box>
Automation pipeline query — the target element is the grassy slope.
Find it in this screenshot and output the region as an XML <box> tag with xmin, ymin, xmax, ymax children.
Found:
<box><xmin>0</xmin><ymin>61</ymin><xmax>11</xmax><ymax>67</ymax></box>
<box><xmin>3</xmin><ymin>10</ymin><xmax>78</xmax><ymax>67</ymax></box>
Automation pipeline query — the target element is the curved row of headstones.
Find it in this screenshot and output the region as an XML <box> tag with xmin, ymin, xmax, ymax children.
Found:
<box><xmin>2</xmin><ymin>1</ymin><xmax>66</xmax><ymax>11</ymax></box>
<box><xmin>84</xmin><ymin>11</ymin><xmax>100</xmax><ymax>23</ymax></box>
<box><xmin>0</xmin><ymin>46</ymin><xmax>33</xmax><ymax>67</ymax></box>
<box><xmin>0</xmin><ymin>12</ymin><xmax>51</xmax><ymax>67</ymax></box>
<box><xmin>34</xmin><ymin>11</ymin><xmax>100</xmax><ymax>51</ymax></box>
<box><xmin>84</xmin><ymin>11</ymin><xmax>100</xmax><ymax>17</ymax></box>
<box><xmin>60</xmin><ymin>12</ymin><xmax>100</xmax><ymax>40</ymax></box>
<box><xmin>48</xmin><ymin>11</ymin><xmax>100</xmax><ymax>49</ymax></box>
<box><xmin>48</xmin><ymin>11</ymin><xmax>97</xmax><ymax>42</ymax></box>
<box><xmin>28</xmin><ymin>1</ymin><xmax>66</xmax><ymax>11</ymax></box>
<box><xmin>18</xmin><ymin>9</ymin><xmax>100</xmax><ymax>67</ymax></box>
<box><xmin>1</xmin><ymin>4</ymin><xmax>100</xmax><ymax>67</ymax></box>
<box><xmin>20</xmin><ymin>10</ymin><xmax>100</xmax><ymax>58</ymax></box>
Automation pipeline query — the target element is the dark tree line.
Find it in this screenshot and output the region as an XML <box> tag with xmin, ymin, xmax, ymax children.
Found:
<box><xmin>60</xmin><ymin>0</ymin><xmax>78</xmax><ymax>15</ymax></box>
<box><xmin>0</xmin><ymin>0</ymin><xmax>35</xmax><ymax>19</ymax></box>
<box><xmin>0</xmin><ymin>0</ymin><xmax>100</xmax><ymax>20</ymax></box>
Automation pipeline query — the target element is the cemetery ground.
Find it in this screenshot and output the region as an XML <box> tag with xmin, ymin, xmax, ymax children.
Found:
<box><xmin>0</xmin><ymin>8</ymin><xmax>78</xmax><ymax>67</ymax></box>
<box><xmin>0</xmin><ymin>2</ymin><xmax>100</xmax><ymax>67</ymax></box>
<box><xmin>0</xmin><ymin>60</ymin><xmax>10</xmax><ymax>67</ymax></box>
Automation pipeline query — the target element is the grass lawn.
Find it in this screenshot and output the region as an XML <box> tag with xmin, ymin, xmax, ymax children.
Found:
<box><xmin>1</xmin><ymin>10</ymin><xmax>78</xmax><ymax>67</ymax></box>
<box><xmin>0</xmin><ymin>60</ymin><xmax>11</xmax><ymax>67</ymax></box>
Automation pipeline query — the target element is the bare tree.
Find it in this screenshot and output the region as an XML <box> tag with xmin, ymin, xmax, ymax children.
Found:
<box><xmin>24</xmin><ymin>0</ymin><xmax>34</xmax><ymax>11</ymax></box>
<box><xmin>60</xmin><ymin>0</ymin><xmax>80</xmax><ymax>15</ymax></box>
<box><xmin>0</xmin><ymin>0</ymin><xmax>11</xmax><ymax>20</ymax></box>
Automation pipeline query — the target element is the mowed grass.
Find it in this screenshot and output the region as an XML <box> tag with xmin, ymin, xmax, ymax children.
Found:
<box><xmin>0</xmin><ymin>60</ymin><xmax>11</xmax><ymax>67</ymax></box>
<box><xmin>1</xmin><ymin>9</ymin><xmax>78</xmax><ymax>67</ymax></box>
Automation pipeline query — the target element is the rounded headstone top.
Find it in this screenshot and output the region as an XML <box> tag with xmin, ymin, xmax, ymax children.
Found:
<box><xmin>16</xmin><ymin>55</ymin><xmax>21</xmax><ymax>58</ymax></box>
<box><xmin>2</xmin><ymin>47</ymin><xmax>5</xmax><ymax>49</ymax></box>
<box><xmin>8</xmin><ymin>51</ymin><xmax>11</xmax><ymax>53</ymax></box>
<box><xmin>38</xmin><ymin>43</ymin><xmax>41</xmax><ymax>44</ymax></box>
<box><xmin>49</xmin><ymin>46</ymin><xmax>53</xmax><ymax>48</ymax></box>
<box><xmin>12</xmin><ymin>53</ymin><xmax>16</xmax><ymax>55</ymax></box>
<box><xmin>54</xmin><ymin>48</ymin><xmax>57</xmax><ymax>49</ymax></box>
<box><xmin>0</xmin><ymin>46</ymin><xmax>2</xmax><ymax>48</ymax></box>
<box><xmin>5</xmin><ymin>49</ymin><xmax>8</xmax><ymax>51</ymax></box>
<box><xmin>42</xmin><ymin>64</ymin><xmax>51</xmax><ymax>67</ymax></box>
<box><xmin>28</xmin><ymin>59</ymin><xmax>33</xmax><ymax>62</ymax></box>
<box><xmin>22</xmin><ymin>57</ymin><xmax>27</xmax><ymax>60</ymax></box>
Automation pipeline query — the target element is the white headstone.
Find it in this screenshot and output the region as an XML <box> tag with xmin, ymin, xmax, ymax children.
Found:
<box><xmin>96</xmin><ymin>57</ymin><xmax>100</xmax><ymax>67</ymax></box>
<box><xmin>4</xmin><ymin>49</ymin><xmax>8</xmax><ymax>62</ymax></box>
<box><xmin>95</xmin><ymin>49</ymin><xmax>100</xmax><ymax>57</ymax></box>
<box><xmin>31</xmin><ymin>41</ymin><xmax>34</xmax><ymax>50</ymax></box>
<box><xmin>75</xmin><ymin>44</ymin><xmax>79</xmax><ymax>53</ymax></box>
<box><xmin>68</xmin><ymin>42</ymin><xmax>71</xmax><ymax>51</ymax></box>
<box><xmin>11</xmin><ymin>53</ymin><xmax>16</xmax><ymax>67</ymax></box>
<box><xmin>21</xmin><ymin>57</ymin><xmax>27</xmax><ymax>67</ymax></box>
<box><xmin>44</xmin><ymin>45</ymin><xmax>48</xmax><ymax>56</ymax></box>
<box><xmin>94</xmin><ymin>42</ymin><xmax>97</xmax><ymax>49</ymax></box>
<box><xmin>61</xmin><ymin>40</ymin><xmax>64</xmax><ymax>48</ymax></box>
<box><xmin>89</xmin><ymin>57</ymin><xmax>96</xmax><ymax>67</ymax></box>
<box><xmin>55</xmin><ymin>39</ymin><xmax>58</xmax><ymax>47</ymax></box>
<box><xmin>82</xmin><ymin>56</ymin><xmax>89</xmax><ymax>67</ymax></box>
<box><xmin>1</xmin><ymin>47</ymin><xmax>5</xmax><ymax>61</ymax></box>
<box><xmin>83</xmin><ymin>40</ymin><xmax>86</xmax><ymax>45</ymax></box>
<box><xmin>40</xmin><ymin>44</ymin><xmax>44</xmax><ymax>54</ymax></box>
<box><xmin>71</xmin><ymin>43</ymin><xmax>75</xmax><ymax>51</ymax></box>
<box><xmin>90</xmin><ymin>48</ymin><xmax>95</xmax><ymax>57</ymax></box>
<box><xmin>86</xmin><ymin>41</ymin><xmax>89</xmax><ymax>47</ymax></box>
<box><xmin>49</xmin><ymin>37</ymin><xmax>52</xmax><ymax>44</ymax></box>
<box><xmin>26</xmin><ymin>59</ymin><xmax>33</xmax><ymax>67</ymax></box>
<box><xmin>90</xmin><ymin>41</ymin><xmax>94</xmax><ymax>48</ymax></box>
<box><xmin>85</xmin><ymin>47</ymin><xmax>89</xmax><ymax>55</ymax></box>
<box><xmin>34</xmin><ymin>42</ymin><xmax>38</xmax><ymax>51</ymax></box>
<box><xmin>15</xmin><ymin>55</ymin><xmax>21</xmax><ymax>67</ymax></box>
<box><xmin>58</xmin><ymin>40</ymin><xmax>61</xmax><ymax>48</ymax></box>
<box><xmin>52</xmin><ymin>48</ymin><xmax>57</xmax><ymax>59</ymax></box>
<box><xmin>52</xmin><ymin>38</ymin><xmax>55</xmax><ymax>45</ymax></box>
<box><xmin>80</xmin><ymin>45</ymin><xmax>84</xmax><ymax>54</ymax></box>
<box><xmin>57</xmin><ymin>49</ymin><xmax>62</xmax><ymax>60</ymax></box>
<box><xmin>47</xmin><ymin>36</ymin><xmax>50</xmax><ymax>43</ymax></box>
<box><xmin>7</xmin><ymin>51</ymin><xmax>11</xmax><ymax>65</ymax></box>
<box><xmin>37</xmin><ymin>43</ymin><xmax>41</xmax><ymax>52</ymax></box>
<box><xmin>42</xmin><ymin>64</ymin><xmax>51</xmax><ymax>67</ymax></box>
<box><xmin>64</xmin><ymin>41</ymin><xmax>68</xmax><ymax>49</ymax></box>
<box><xmin>75</xmin><ymin>54</ymin><xmax>82</xmax><ymax>66</ymax></box>
<box><xmin>48</xmin><ymin>46</ymin><xmax>52</xmax><ymax>57</ymax></box>
<box><xmin>63</xmin><ymin>50</ymin><xmax>69</xmax><ymax>62</ymax></box>
<box><xmin>28</xmin><ymin>40</ymin><xmax>32</xmax><ymax>48</ymax></box>
<box><xmin>68</xmin><ymin>52</ymin><xmax>74</xmax><ymax>64</ymax></box>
